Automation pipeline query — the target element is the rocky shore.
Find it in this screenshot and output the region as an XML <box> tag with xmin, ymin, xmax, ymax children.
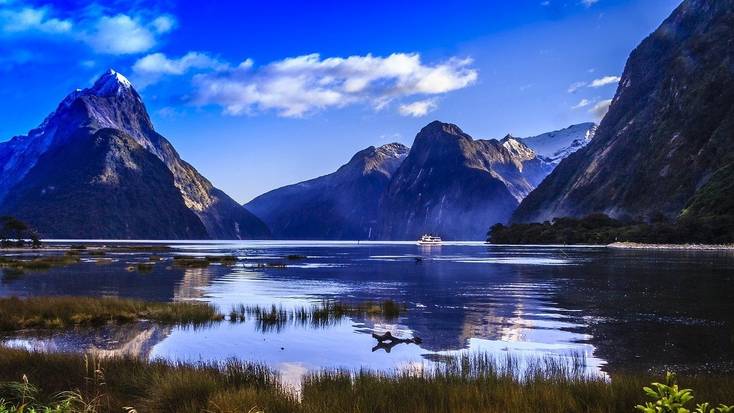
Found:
<box><xmin>607</xmin><ymin>242</ymin><xmax>734</xmax><ymax>251</ymax></box>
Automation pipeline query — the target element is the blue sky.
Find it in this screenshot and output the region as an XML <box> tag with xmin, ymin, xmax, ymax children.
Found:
<box><xmin>0</xmin><ymin>0</ymin><xmax>680</xmax><ymax>202</ymax></box>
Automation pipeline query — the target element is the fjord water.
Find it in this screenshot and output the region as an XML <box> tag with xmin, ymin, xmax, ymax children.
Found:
<box><xmin>2</xmin><ymin>241</ymin><xmax>733</xmax><ymax>382</ymax></box>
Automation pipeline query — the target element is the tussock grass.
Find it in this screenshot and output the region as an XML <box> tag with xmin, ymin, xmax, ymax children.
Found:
<box><xmin>171</xmin><ymin>255</ymin><xmax>239</xmax><ymax>268</ymax></box>
<box><xmin>0</xmin><ymin>348</ymin><xmax>294</xmax><ymax>413</ymax></box>
<box><xmin>0</xmin><ymin>348</ymin><xmax>732</xmax><ymax>412</ymax></box>
<box><xmin>172</xmin><ymin>256</ymin><xmax>211</xmax><ymax>268</ymax></box>
<box><xmin>0</xmin><ymin>296</ymin><xmax>223</xmax><ymax>331</ymax></box>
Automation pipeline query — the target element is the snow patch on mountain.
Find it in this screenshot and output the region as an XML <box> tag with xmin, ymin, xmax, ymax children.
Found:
<box><xmin>520</xmin><ymin>122</ymin><xmax>597</xmax><ymax>165</ymax></box>
<box><xmin>500</xmin><ymin>134</ymin><xmax>536</xmax><ymax>162</ymax></box>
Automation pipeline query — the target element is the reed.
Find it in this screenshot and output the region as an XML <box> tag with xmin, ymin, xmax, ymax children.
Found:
<box><xmin>230</xmin><ymin>300</ymin><xmax>406</xmax><ymax>331</ymax></box>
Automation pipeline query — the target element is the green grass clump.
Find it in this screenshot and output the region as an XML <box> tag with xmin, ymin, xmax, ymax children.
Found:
<box><xmin>136</xmin><ymin>263</ymin><xmax>155</xmax><ymax>272</ymax></box>
<box><xmin>0</xmin><ymin>296</ymin><xmax>223</xmax><ymax>331</ymax></box>
<box><xmin>0</xmin><ymin>255</ymin><xmax>81</xmax><ymax>272</ymax></box>
<box><xmin>205</xmin><ymin>255</ymin><xmax>239</xmax><ymax>265</ymax></box>
<box><xmin>172</xmin><ymin>257</ymin><xmax>211</xmax><ymax>268</ymax></box>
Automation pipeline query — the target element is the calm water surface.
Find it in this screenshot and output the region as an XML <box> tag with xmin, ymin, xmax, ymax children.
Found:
<box><xmin>2</xmin><ymin>241</ymin><xmax>733</xmax><ymax>382</ymax></box>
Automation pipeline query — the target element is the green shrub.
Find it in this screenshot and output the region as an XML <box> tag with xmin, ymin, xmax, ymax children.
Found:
<box><xmin>636</xmin><ymin>372</ymin><xmax>733</xmax><ymax>413</ymax></box>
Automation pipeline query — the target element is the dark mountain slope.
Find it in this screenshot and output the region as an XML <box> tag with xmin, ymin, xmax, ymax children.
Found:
<box><xmin>0</xmin><ymin>128</ymin><xmax>208</xmax><ymax>239</ymax></box>
<box><xmin>513</xmin><ymin>0</ymin><xmax>734</xmax><ymax>223</ymax></box>
<box><xmin>378</xmin><ymin>121</ymin><xmax>526</xmax><ymax>240</ymax></box>
<box><xmin>246</xmin><ymin>143</ymin><xmax>408</xmax><ymax>239</ymax></box>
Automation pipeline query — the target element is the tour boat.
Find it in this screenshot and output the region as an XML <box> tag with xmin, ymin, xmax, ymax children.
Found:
<box><xmin>417</xmin><ymin>234</ymin><xmax>442</xmax><ymax>245</ymax></box>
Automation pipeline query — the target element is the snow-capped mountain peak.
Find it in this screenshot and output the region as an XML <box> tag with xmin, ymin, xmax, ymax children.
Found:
<box><xmin>90</xmin><ymin>69</ymin><xmax>133</xmax><ymax>97</ymax></box>
<box><xmin>500</xmin><ymin>134</ymin><xmax>536</xmax><ymax>161</ymax></box>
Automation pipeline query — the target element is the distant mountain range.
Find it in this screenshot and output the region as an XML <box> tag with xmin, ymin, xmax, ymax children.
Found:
<box><xmin>2</xmin><ymin>0</ymin><xmax>725</xmax><ymax>242</ymax></box>
<box><xmin>0</xmin><ymin>70</ymin><xmax>270</xmax><ymax>239</ymax></box>
<box><xmin>246</xmin><ymin>121</ymin><xmax>595</xmax><ymax>240</ymax></box>
<box><xmin>512</xmin><ymin>0</ymin><xmax>734</xmax><ymax>224</ymax></box>
<box><xmin>246</xmin><ymin>143</ymin><xmax>408</xmax><ymax>240</ymax></box>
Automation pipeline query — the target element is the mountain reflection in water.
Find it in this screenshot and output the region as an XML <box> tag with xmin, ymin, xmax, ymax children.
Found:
<box><xmin>1</xmin><ymin>241</ymin><xmax>732</xmax><ymax>378</ymax></box>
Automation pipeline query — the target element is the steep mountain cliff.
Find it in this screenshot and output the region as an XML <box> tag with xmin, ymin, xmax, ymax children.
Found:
<box><xmin>513</xmin><ymin>0</ymin><xmax>734</xmax><ymax>223</ymax></box>
<box><xmin>245</xmin><ymin>143</ymin><xmax>408</xmax><ymax>239</ymax></box>
<box><xmin>378</xmin><ymin>121</ymin><xmax>547</xmax><ymax>240</ymax></box>
<box><xmin>0</xmin><ymin>70</ymin><xmax>270</xmax><ymax>239</ymax></box>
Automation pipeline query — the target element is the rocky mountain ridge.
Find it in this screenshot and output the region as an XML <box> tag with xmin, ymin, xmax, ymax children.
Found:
<box><xmin>0</xmin><ymin>70</ymin><xmax>270</xmax><ymax>239</ymax></box>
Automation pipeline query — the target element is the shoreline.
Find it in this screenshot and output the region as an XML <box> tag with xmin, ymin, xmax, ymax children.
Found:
<box><xmin>607</xmin><ymin>242</ymin><xmax>734</xmax><ymax>251</ymax></box>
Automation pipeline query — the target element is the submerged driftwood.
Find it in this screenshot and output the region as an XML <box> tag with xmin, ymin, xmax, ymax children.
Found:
<box><xmin>371</xmin><ymin>331</ymin><xmax>422</xmax><ymax>353</ymax></box>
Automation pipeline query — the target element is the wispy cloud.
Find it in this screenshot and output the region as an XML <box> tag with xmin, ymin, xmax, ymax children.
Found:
<box><xmin>572</xmin><ymin>98</ymin><xmax>591</xmax><ymax>109</ymax></box>
<box><xmin>568</xmin><ymin>75</ymin><xmax>620</xmax><ymax>93</ymax></box>
<box><xmin>590</xmin><ymin>98</ymin><xmax>612</xmax><ymax>120</ymax></box>
<box><xmin>0</xmin><ymin>6</ymin><xmax>71</xmax><ymax>35</ymax></box>
<box><xmin>589</xmin><ymin>75</ymin><xmax>620</xmax><ymax>87</ymax></box>
<box><xmin>190</xmin><ymin>52</ymin><xmax>477</xmax><ymax>117</ymax></box>
<box><xmin>399</xmin><ymin>98</ymin><xmax>438</xmax><ymax>117</ymax></box>
<box><xmin>567</xmin><ymin>81</ymin><xmax>587</xmax><ymax>93</ymax></box>
<box><xmin>82</xmin><ymin>14</ymin><xmax>173</xmax><ymax>55</ymax></box>
<box><xmin>0</xmin><ymin>3</ymin><xmax>176</xmax><ymax>55</ymax></box>
<box><xmin>581</xmin><ymin>0</ymin><xmax>599</xmax><ymax>6</ymax></box>
<box><xmin>132</xmin><ymin>52</ymin><xmax>228</xmax><ymax>86</ymax></box>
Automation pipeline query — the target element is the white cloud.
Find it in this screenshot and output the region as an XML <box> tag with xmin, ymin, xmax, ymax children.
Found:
<box><xmin>151</xmin><ymin>15</ymin><xmax>175</xmax><ymax>34</ymax></box>
<box><xmin>193</xmin><ymin>52</ymin><xmax>478</xmax><ymax>117</ymax></box>
<box><xmin>0</xmin><ymin>3</ymin><xmax>176</xmax><ymax>56</ymax></box>
<box><xmin>589</xmin><ymin>75</ymin><xmax>620</xmax><ymax>87</ymax></box>
<box><xmin>399</xmin><ymin>99</ymin><xmax>438</xmax><ymax>117</ymax></box>
<box><xmin>590</xmin><ymin>98</ymin><xmax>612</xmax><ymax>120</ymax></box>
<box><xmin>567</xmin><ymin>81</ymin><xmax>587</xmax><ymax>93</ymax></box>
<box><xmin>581</xmin><ymin>0</ymin><xmax>599</xmax><ymax>6</ymax></box>
<box><xmin>0</xmin><ymin>6</ymin><xmax>72</xmax><ymax>34</ymax></box>
<box><xmin>83</xmin><ymin>14</ymin><xmax>157</xmax><ymax>54</ymax></box>
<box><xmin>572</xmin><ymin>98</ymin><xmax>591</xmax><ymax>109</ymax></box>
<box><xmin>133</xmin><ymin>52</ymin><xmax>228</xmax><ymax>75</ymax></box>
<box><xmin>132</xmin><ymin>52</ymin><xmax>228</xmax><ymax>86</ymax></box>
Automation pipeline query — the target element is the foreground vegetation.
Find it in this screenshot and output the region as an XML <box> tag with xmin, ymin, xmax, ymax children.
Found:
<box><xmin>0</xmin><ymin>349</ymin><xmax>731</xmax><ymax>413</ymax></box>
<box><xmin>0</xmin><ymin>296</ymin><xmax>222</xmax><ymax>331</ymax></box>
<box><xmin>488</xmin><ymin>213</ymin><xmax>734</xmax><ymax>245</ymax></box>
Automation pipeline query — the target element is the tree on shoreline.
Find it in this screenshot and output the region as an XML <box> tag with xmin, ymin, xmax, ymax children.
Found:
<box><xmin>0</xmin><ymin>216</ymin><xmax>41</xmax><ymax>248</ymax></box>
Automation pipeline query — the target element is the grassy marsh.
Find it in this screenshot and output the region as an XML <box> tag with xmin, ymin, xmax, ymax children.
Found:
<box><xmin>0</xmin><ymin>296</ymin><xmax>223</xmax><ymax>331</ymax></box>
<box><xmin>0</xmin><ymin>349</ymin><xmax>732</xmax><ymax>412</ymax></box>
